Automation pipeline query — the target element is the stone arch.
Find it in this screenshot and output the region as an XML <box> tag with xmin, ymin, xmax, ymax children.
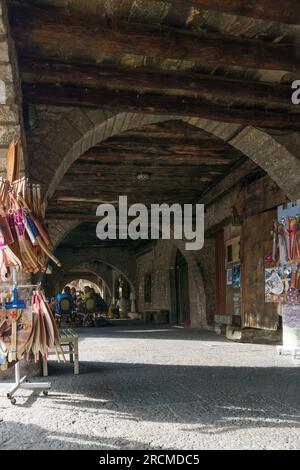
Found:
<box><xmin>37</xmin><ymin>110</ymin><xmax>300</xmax><ymax>203</ymax></box>
<box><xmin>57</xmin><ymin>262</ymin><xmax>112</xmax><ymax>299</ymax></box>
<box><xmin>182</xmin><ymin>118</ymin><xmax>300</xmax><ymax>202</ymax></box>
<box><xmin>76</xmin><ymin>261</ymin><xmax>113</xmax><ymax>297</ymax></box>
<box><xmin>38</xmin><ymin>110</ymin><xmax>300</xmax><ymax>327</ymax></box>
<box><xmin>44</xmin><ymin>246</ymin><xmax>137</xmax><ymax>295</ymax></box>
<box><xmin>58</xmin><ymin>273</ymin><xmax>108</xmax><ymax>295</ymax></box>
<box><xmin>47</xmin><ymin>219</ymin><xmax>82</xmax><ymax>250</ymax></box>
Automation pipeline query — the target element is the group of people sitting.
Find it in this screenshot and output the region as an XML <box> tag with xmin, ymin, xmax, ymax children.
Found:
<box><xmin>55</xmin><ymin>285</ymin><xmax>108</xmax><ymax>321</ymax></box>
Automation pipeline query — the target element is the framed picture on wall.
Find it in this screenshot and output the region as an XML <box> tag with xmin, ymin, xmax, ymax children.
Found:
<box><xmin>227</xmin><ymin>268</ymin><xmax>233</xmax><ymax>286</ymax></box>
<box><xmin>232</xmin><ymin>264</ymin><xmax>241</xmax><ymax>288</ymax></box>
<box><xmin>225</xmin><ymin>236</ymin><xmax>240</xmax><ymax>267</ymax></box>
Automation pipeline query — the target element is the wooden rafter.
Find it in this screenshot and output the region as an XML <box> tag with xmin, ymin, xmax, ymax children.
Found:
<box><xmin>23</xmin><ymin>83</ymin><xmax>300</xmax><ymax>130</ymax></box>
<box><xmin>10</xmin><ymin>4</ymin><xmax>297</xmax><ymax>71</ymax></box>
<box><xmin>156</xmin><ymin>0</ymin><xmax>300</xmax><ymax>25</ymax></box>
<box><xmin>20</xmin><ymin>56</ymin><xmax>293</xmax><ymax>108</ymax></box>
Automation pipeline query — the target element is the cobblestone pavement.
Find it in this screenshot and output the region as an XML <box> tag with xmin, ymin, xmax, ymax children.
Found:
<box><xmin>0</xmin><ymin>325</ymin><xmax>300</xmax><ymax>450</ymax></box>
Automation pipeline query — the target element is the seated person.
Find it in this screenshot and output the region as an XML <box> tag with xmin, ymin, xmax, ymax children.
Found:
<box><xmin>56</xmin><ymin>286</ymin><xmax>75</xmax><ymax>316</ymax></box>
<box><xmin>89</xmin><ymin>288</ymin><xmax>108</xmax><ymax>313</ymax></box>
<box><xmin>96</xmin><ymin>294</ymin><xmax>108</xmax><ymax>313</ymax></box>
<box><xmin>81</xmin><ymin>285</ymin><xmax>93</xmax><ymax>303</ymax></box>
<box><xmin>49</xmin><ymin>297</ymin><xmax>57</xmax><ymax>314</ymax></box>
<box><xmin>70</xmin><ymin>287</ymin><xmax>77</xmax><ymax>302</ymax></box>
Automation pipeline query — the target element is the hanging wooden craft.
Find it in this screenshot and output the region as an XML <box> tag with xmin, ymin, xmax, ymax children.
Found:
<box><xmin>271</xmin><ymin>216</ymin><xmax>300</xmax><ymax>264</ymax></box>
<box><xmin>0</xmin><ymin>289</ymin><xmax>65</xmax><ymax>369</ymax></box>
<box><xmin>0</xmin><ymin>139</ymin><xmax>64</xmax><ymax>372</ymax></box>
<box><xmin>0</xmin><ymin>177</ymin><xmax>61</xmax><ymax>274</ymax></box>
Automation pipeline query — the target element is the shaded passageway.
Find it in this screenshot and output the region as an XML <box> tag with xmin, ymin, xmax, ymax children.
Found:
<box><xmin>1</xmin><ymin>325</ymin><xmax>299</xmax><ymax>450</ymax></box>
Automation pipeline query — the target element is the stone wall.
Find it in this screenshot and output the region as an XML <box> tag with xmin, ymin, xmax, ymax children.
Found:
<box><xmin>136</xmin><ymin>239</ymin><xmax>208</xmax><ymax>328</ymax></box>
<box><xmin>196</xmin><ymin>237</ymin><xmax>216</xmax><ymax>326</ymax></box>
<box><xmin>0</xmin><ymin>0</ymin><xmax>26</xmax><ymax>175</ymax></box>
<box><xmin>136</xmin><ymin>240</ymin><xmax>175</xmax><ymax>314</ymax></box>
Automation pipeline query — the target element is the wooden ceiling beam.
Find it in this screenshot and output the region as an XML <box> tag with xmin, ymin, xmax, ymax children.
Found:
<box><xmin>10</xmin><ymin>4</ymin><xmax>297</xmax><ymax>71</ymax></box>
<box><xmin>79</xmin><ymin>153</ymin><xmax>238</xmax><ymax>165</ymax></box>
<box><xmin>200</xmin><ymin>160</ymin><xmax>260</xmax><ymax>205</ymax></box>
<box><xmin>22</xmin><ymin>83</ymin><xmax>300</xmax><ymax>130</ymax></box>
<box><xmin>66</xmin><ymin>163</ymin><xmax>229</xmax><ymax>174</ymax></box>
<box><xmin>19</xmin><ymin>56</ymin><xmax>292</xmax><ymax>108</ymax></box>
<box><xmin>158</xmin><ymin>0</ymin><xmax>300</xmax><ymax>25</ymax></box>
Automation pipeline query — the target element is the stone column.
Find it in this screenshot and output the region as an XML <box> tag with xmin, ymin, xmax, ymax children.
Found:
<box><xmin>130</xmin><ymin>290</ymin><xmax>136</xmax><ymax>313</ymax></box>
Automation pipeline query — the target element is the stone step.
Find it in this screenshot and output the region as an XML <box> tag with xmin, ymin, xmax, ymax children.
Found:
<box><xmin>226</xmin><ymin>325</ymin><xmax>282</xmax><ymax>344</ymax></box>
<box><xmin>109</xmin><ymin>319</ymin><xmax>148</xmax><ymax>326</ymax></box>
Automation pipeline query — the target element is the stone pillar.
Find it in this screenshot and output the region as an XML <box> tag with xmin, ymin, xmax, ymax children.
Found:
<box><xmin>130</xmin><ymin>290</ymin><xmax>136</xmax><ymax>313</ymax></box>
<box><xmin>111</xmin><ymin>270</ymin><xmax>116</xmax><ymax>303</ymax></box>
<box><xmin>0</xmin><ymin>0</ymin><xmax>26</xmax><ymax>176</ymax></box>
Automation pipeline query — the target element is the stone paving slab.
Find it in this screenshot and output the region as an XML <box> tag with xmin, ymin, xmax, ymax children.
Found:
<box><xmin>0</xmin><ymin>325</ymin><xmax>299</xmax><ymax>450</ymax></box>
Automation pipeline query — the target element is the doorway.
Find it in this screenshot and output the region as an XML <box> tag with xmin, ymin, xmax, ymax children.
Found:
<box><xmin>175</xmin><ymin>250</ymin><xmax>190</xmax><ymax>325</ymax></box>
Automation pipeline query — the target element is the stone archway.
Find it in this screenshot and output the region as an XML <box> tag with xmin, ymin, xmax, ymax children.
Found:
<box><xmin>27</xmin><ymin>109</ymin><xmax>300</xmax><ymax>203</ymax></box>
<box><xmin>57</xmin><ymin>265</ymin><xmax>112</xmax><ymax>301</ymax></box>
<box><xmin>48</xmin><ymin>219</ymin><xmax>82</xmax><ymax>250</ymax></box>
<box><xmin>44</xmin><ymin>245</ymin><xmax>137</xmax><ymax>295</ymax></box>
<box><xmin>36</xmin><ymin>110</ymin><xmax>300</xmax><ymax>328</ymax></box>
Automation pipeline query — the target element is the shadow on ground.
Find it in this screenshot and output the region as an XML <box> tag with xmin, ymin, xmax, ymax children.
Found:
<box><xmin>1</xmin><ymin>327</ymin><xmax>298</xmax><ymax>449</ymax></box>
<box><xmin>41</xmin><ymin>361</ymin><xmax>300</xmax><ymax>434</ymax></box>
<box><xmin>0</xmin><ymin>420</ymin><xmax>155</xmax><ymax>450</ymax></box>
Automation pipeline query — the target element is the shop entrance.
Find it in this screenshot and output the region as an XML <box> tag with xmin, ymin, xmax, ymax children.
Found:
<box><xmin>175</xmin><ymin>250</ymin><xmax>190</xmax><ymax>325</ymax></box>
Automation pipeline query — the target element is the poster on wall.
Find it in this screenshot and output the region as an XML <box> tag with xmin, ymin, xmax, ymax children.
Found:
<box><xmin>265</xmin><ymin>265</ymin><xmax>297</xmax><ymax>303</ymax></box>
<box><xmin>275</xmin><ymin>200</ymin><xmax>300</xmax><ymax>264</ymax></box>
<box><xmin>232</xmin><ymin>264</ymin><xmax>241</xmax><ymax>288</ymax></box>
<box><xmin>226</xmin><ymin>268</ymin><xmax>233</xmax><ymax>285</ymax></box>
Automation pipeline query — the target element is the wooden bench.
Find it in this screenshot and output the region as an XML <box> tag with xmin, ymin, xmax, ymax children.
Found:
<box><xmin>142</xmin><ymin>309</ymin><xmax>169</xmax><ymax>323</ymax></box>
<box><xmin>42</xmin><ymin>328</ymin><xmax>79</xmax><ymax>376</ymax></box>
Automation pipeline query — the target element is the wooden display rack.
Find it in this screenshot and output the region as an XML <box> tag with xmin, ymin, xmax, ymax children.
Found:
<box><xmin>1</xmin><ymin>140</ymin><xmax>51</xmax><ymax>404</ymax></box>
<box><xmin>3</xmin><ymin>269</ymin><xmax>51</xmax><ymax>405</ymax></box>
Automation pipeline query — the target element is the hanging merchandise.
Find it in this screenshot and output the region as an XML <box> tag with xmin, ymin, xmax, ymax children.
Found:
<box><xmin>0</xmin><ymin>140</ymin><xmax>63</xmax><ymax>402</ymax></box>
<box><xmin>272</xmin><ymin>217</ymin><xmax>299</xmax><ymax>264</ymax></box>
<box><xmin>0</xmin><ymin>175</ymin><xmax>60</xmax><ymax>279</ymax></box>
<box><xmin>287</xmin><ymin>263</ymin><xmax>300</xmax><ymax>305</ymax></box>
<box><xmin>0</xmin><ymin>288</ymin><xmax>65</xmax><ymax>371</ymax></box>
<box><xmin>29</xmin><ymin>289</ymin><xmax>65</xmax><ymax>363</ymax></box>
<box><xmin>274</xmin><ymin>200</ymin><xmax>300</xmax><ymax>265</ymax></box>
<box><xmin>267</xmin><ymin>200</ymin><xmax>300</xmax><ymax>306</ymax></box>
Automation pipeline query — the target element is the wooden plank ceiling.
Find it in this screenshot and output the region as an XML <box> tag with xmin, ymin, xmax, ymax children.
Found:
<box><xmin>46</xmin><ymin>120</ymin><xmax>249</xmax><ymax>217</ymax></box>
<box><xmin>7</xmin><ymin>0</ymin><xmax>299</xmax><ymax>230</ymax></box>
<box><xmin>57</xmin><ymin>222</ymin><xmax>155</xmax><ymax>250</ymax></box>
<box><xmin>9</xmin><ymin>0</ymin><xmax>300</xmax><ymax>129</ymax></box>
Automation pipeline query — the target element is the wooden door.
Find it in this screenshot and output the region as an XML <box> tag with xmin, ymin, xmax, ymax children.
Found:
<box><xmin>241</xmin><ymin>210</ymin><xmax>279</xmax><ymax>330</ymax></box>
<box><xmin>175</xmin><ymin>250</ymin><xmax>190</xmax><ymax>325</ymax></box>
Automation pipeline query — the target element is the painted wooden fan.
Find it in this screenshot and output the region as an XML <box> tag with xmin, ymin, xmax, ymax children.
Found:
<box><xmin>6</xmin><ymin>139</ymin><xmax>20</xmax><ymax>183</ymax></box>
<box><xmin>0</xmin><ymin>309</ymin><xmax>33</xmax><ymax>365</ymax></box>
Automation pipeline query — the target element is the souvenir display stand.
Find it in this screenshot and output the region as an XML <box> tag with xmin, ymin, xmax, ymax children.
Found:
<box><xmin>4</xmin><ymin>269</ymin><xmax>51</xmax><ymax>405</ymax></box>
<box><xmin>0</xmin><ymin>140</ymin><xmax>62</xmax><ymax>404</ymax></box>
<box><xmin>268</xmin><ymin>199</ymin><xmax>300</xmax><ymax>358</ymax></box>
